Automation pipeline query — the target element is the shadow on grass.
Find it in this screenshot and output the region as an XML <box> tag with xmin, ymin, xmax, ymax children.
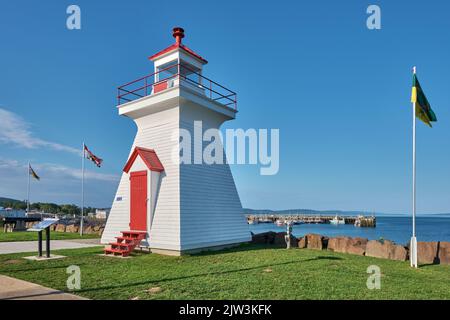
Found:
<box><xmin>75</xmin><ymin>255</ymin><xmax>343</xmax><ymax>294</ymax></box>
<box><xmin>191</xmin><ymin>243</ymin><xmax>307</xmax><ymax>256</ymax></box>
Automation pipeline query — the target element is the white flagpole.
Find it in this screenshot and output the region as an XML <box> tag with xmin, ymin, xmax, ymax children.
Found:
<box><xmin>80</xmin><ymin>142</ymin><xmax>85</xmax><ymax>236</ymax></box>
<box><xmin>27</xmin><ymin>162</ymin><xmax>30</xmax><ymax>216</ymax></box>
<box><xmin>410</xmin><ymin>66</ymin><xmax>418</xmax><ymax>268</ymax></box>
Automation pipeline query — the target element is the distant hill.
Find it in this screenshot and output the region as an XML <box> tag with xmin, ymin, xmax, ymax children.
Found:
<box><xmin>243</xmin><ymin>208</ymin><xmax>377</xmax><ymax>216</ymax></box>
<box><xmin>0</xmin><ymin>197</ymin><xmax>24</xmax><ymax>205</ymax></box>
<box><xmin>244</xmin><ymin>208</ymin><xmax>450</xmax><ymax>217</ymax></box>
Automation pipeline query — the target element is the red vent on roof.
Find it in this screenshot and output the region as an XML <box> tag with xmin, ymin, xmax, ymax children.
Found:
<box><xmin>123</xmin><ymin>147</ymin><xmax>164</xmax><ymax>173</ymax></box>
<box><xmin>148</xmin><ymin>27</ymin><xmax>208</xmax><ymax>64</ymax></box>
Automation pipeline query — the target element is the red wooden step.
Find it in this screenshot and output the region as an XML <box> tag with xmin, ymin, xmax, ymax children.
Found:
<box><xmin>116</xmin><ymin>236</ymin><xmax>138</xmax><ymax>242</ymax></box>
<box><xmin>104</xmin><ymin>231</ymin><xmax>147</xmax><ymax>257</ymax></box>
<box><xmin>104</xmin><ymin>248</ymin><xmax>130</xmax><ymax>257</ymax></box>
<box><xmin>120</xmin><ymin>230</ymin><xmax>147</xmax><ymax>234</ymax></box>
<box><xmin>121</xmin><ymin>231</ymin><xmax>147</xmax><ymax>239</ymax></box>
<box><xmin>109</xmin><ymin>242</ymin><xmax>134</xmax><ymax>249</ymax></box>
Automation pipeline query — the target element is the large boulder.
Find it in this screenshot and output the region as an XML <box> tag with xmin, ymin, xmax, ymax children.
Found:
<box><xmin>438</xmin><ymin>242</ymin><xmax>450</xmax><ymax>265</ymax></box>
<box><xmin>366</xmin><ymin>240</ymin><xmax>407</xmax><ymax>261</ymax></box>
<box><xmin>83</xmin><ymin>225</ymin><xmax>94</xmax><ymax>234</ymax></box>
<box><xmin>95</xmin><ymin>227</ymin><xmax>104</xmax><ymax>236</ymax></box>
<box><xmin>251</xmin><ymin>232</ymin><xmax>276</xmax><ymax>245</ymax></box>
<box><xmin>305</xmin><ymin>234</ymin><xmax>327</xmax><ymax>250</ymax></box>
<box><xmin>273</xmin><ymin>232</ymin><xmax>297</xmax><ymax>247</ymax></box>
<box><xmin>297</xmin><ymin>236</ymin><xmax>307</xmax><ymax>249</ymax></box>
<box><xmin>55</xmin><ymin>224</ymin><xmax>66</xmax><ymax>232</ymax></box>
<box><xmin>328</xmin><ymin>237</ymin><xmax>367</xmax><ymax>256</ymax></box>
<box><xmin>417</xmin><ymin>242</ymin><xmax>439</xmax><ymax>264</ymax></box>
<box><xmin>65</xmin><ymin>224</ymin><xmax>79</xmax><ymax>233</ymax></box>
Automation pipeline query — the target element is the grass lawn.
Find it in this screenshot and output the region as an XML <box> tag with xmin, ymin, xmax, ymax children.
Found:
<box><xmin>0</xmin><ymin>244</ymin><xmax>449</xmax><ymax>300</ymax></box>
<box><xmin>0</xmin><ymin>231</ymin><xmax>99</xmax><ymax>242</ymax></box>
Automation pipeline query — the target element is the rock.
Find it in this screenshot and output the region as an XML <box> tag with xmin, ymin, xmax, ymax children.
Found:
<box><xmin>391</xmin><ymin>245</ymin><xmax>408</xmax><ymax>261</ymax></box>
<box><xmin>83</xmin><ymin>226</ymin><xmax>94</xmax><ymax>234</ymax></box>
<box><xmin>65</xmin><ymin>224</ymin><xmax>79</xmax><ymax>233</ymax></box>
<box><xmin>287</xmin><ymin>234</ymin><xmax>298</xmax><ymax>247</ymax></box>
<box><xmin>147</xmin><ymin>287</ymin><xmax>162</xmax><ymax>294</ymax></box>
<box><xmin>297</xmin><ymin>237</ymin><xmax>307</xmax><ymax>249</ymax></box>
<box><xmin>271</xmin><ymin>232</ymin><xmax>298</xmax><ymax>247</ymax></box>
<box><xmin>346</xmin><ymin>238</ymin><xmax>368</xmax><ymax>256</ymax></box>
<box><xmin>328</xmin><ymin>237</ymin><xmax>367</xmax><ymax>256</ymax></box>
<box><xmin>366</xmin><ymin>240</ymin><xmax>407</xmax><ymax>261</ymax></box>
<box><xmin>305</xmin><ymin>234</ymin><xmax>325</xmax><ymax>250</ymax></box>
<box><xmin>346</xmin><ymin>244</ymin><xmax>366</xmax><ymax>256</ymax></box>
<box><xmin>251</xmin><ymin>232</ymin><xmax>276</xmax><ymax>245</ymax></box>
<box><xmin>417</xmin><ymin>242</ymin><xmax>439</xmax><ymax>264</ymax></box>
<box><xmin>438</xmin><ymin>242</ymin><xmax>450</xmax><ymax>265</ymax></box>
<box><xmin>273</xmin><ymin>232</ymin><xmax>286</xmax><ymax>246</ymax></box>
<box><xmin>55</xmin><ymin>224</ymin><xmax>66</xmax><ymax>232</ymax></box>
<box><xmin>327</xmin><ymin>237</ymin><xmax>338</xmax><ymax>251</ymax></box>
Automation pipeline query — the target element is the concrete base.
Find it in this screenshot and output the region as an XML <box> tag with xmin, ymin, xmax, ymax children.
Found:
<box><xmin>150</xmin><ymin>241</ymin><xmax>248</xmax><ymax>256</ymax></box>
<box><xmin>23</xmin><ymin>254</ymin><xmax>66</xmax><ymax>261</ymax></box>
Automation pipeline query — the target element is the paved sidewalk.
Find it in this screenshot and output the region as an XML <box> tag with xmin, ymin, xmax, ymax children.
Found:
<box><xmin>0</xmin><ymin>238</ymin><xmax>102</xmax><ymax>255</ymax></box>
<box><xmin>0</xmin><ymin>275</ymin><xmax>88</xmax><ymax>300</ymax></box>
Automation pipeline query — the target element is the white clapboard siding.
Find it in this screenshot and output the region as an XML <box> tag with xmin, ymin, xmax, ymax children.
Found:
<box><xmin>178</xmin><ymin>108</ymin><xmax>251</xmax><ymax>250</ymax></box>
<box><xmin>102</xmin><ymin>107</ymin><xmax>181</xmax><ymax>250</ymax></box>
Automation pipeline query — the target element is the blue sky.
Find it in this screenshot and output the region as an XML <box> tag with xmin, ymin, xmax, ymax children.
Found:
<box><xmin>0</xmin><ymin>0</ymin><xmax>449</xmax><ymax>213</ymax></box>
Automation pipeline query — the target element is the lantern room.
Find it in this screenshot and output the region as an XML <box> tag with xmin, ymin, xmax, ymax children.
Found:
<box><xmin>117</xmin><ymin>27</ymin><xmax>237</xmax><ymax>109</ymax></box>
<box><xmin>149</xmin><ymin>27</ymin><xmax>207</xmax><ymax>95</ymax></box>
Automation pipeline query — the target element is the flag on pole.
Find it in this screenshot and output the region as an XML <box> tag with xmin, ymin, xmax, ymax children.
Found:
<box><xmin>411</xmin><ymin>73</ymin><xmax>437</xmax><ymax>127</ymax></box>
<box><xmin>84</xmin><ymin>145</ymin><xmax>103</xmax><ymax>167</ymax></box>
<box><xmin>29</xmin><ymin>165</ymin><xmax>40</xmax><ymax>180</ymax></box>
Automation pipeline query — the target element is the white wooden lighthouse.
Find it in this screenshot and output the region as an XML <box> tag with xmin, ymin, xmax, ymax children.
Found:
<box><xmin>101</xmin><ymin>27</ymin><xmax>251</xmax><ymax>255</ymax></box>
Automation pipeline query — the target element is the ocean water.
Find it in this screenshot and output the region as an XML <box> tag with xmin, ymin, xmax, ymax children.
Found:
<box><xmin>249</xmin><ymin>215</ymin><xmax>450</xmax><ymax>245</ymax></box>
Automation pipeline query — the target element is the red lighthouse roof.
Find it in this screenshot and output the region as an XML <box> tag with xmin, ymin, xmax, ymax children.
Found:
<box><xmin>123</xmin><ymin>147</ymin><xmax>164</xmax><ymax>173</ymax></box>
<box><xmin>148</xmin><ymin>27</ymin><xmax>208</xmax><ymax>64</ymax></box>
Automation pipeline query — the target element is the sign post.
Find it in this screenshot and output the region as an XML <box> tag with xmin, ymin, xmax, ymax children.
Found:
<box><xmin>27</xmin><ymin>218</ymin><xmax>59</xmax><ymax>259</ymax></box>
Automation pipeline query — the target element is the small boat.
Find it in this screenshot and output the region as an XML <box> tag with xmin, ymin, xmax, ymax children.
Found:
<box><xmin>275</xmin><ymin>220</ymin><xmax>285</xmax><ymax>227</ymax></box>
<box><xmin>330</xmin><ymin>215</ymin><xmax>345</xmax><ymax>225</ymax></box>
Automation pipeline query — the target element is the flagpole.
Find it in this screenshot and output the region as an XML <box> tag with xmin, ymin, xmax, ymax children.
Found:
<box><xmin>27</xmin><ymin>162</ymin><xmax>30</xmax><ymax>216</ymax></box>
<box><xmin>80</xmin><ymin>142</ymin><xmax>85</xmax><ymax>236</ymax></box>
<box><xmin>410</xmin><ymin>66</ymin><xmax>418</xmax><ymax>268</ymax></box>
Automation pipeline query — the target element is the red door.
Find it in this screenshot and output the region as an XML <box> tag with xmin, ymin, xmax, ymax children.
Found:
<box><xmin>130</xmin><ymin>171</ymin><xmax>147</xmax><ymax>231</ymax></box>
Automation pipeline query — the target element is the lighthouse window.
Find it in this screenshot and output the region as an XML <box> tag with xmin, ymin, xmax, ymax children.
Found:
<box><xmin>179</xmin><ymin>61</ymin><xmax>201</xmax><ymax>86</ymax></box>
<box><xmin>157</xmin><ymin>62</ymin><xmax>178</xmax><ymax>82</ymax></box>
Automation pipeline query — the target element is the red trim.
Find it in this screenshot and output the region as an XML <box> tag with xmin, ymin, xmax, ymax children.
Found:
<box><xmin>123</xmin><ymin>147</ymin><xmax>164</xmax><ymax>173</ymax></box>
<box><xmin>148</xmin><ymin>43</ymin><xmax>208</xmax><ymax>64</ymax></box>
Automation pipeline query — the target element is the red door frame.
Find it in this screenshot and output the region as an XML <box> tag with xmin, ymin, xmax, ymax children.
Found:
<box><xmin>130</xmin><ymin>170</ymin><xmax>147</xmax><ymax>231</ymax></box>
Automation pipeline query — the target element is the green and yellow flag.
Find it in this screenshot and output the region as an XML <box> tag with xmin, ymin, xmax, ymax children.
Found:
<box><xmin>29</xmin><ymin>165</ymin><xmax>40</xmax><ymax>181</ymax></box>
<box><xmin>411</xmin><ymin>73</ymin><xmax>437</xmax><ymax>127</ymax></box>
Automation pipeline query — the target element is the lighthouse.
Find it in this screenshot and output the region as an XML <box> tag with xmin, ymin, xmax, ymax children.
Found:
<box><xmin>101</xmin><ymin>27</ymin><xmax>251</xmax><ymax>255</ymax></box>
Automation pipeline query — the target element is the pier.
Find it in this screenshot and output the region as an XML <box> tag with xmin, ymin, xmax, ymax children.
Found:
<box><xmin>246</xmin><ymin>214</ymin><xmax>376</xmax><ymax>228</ymax></box>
